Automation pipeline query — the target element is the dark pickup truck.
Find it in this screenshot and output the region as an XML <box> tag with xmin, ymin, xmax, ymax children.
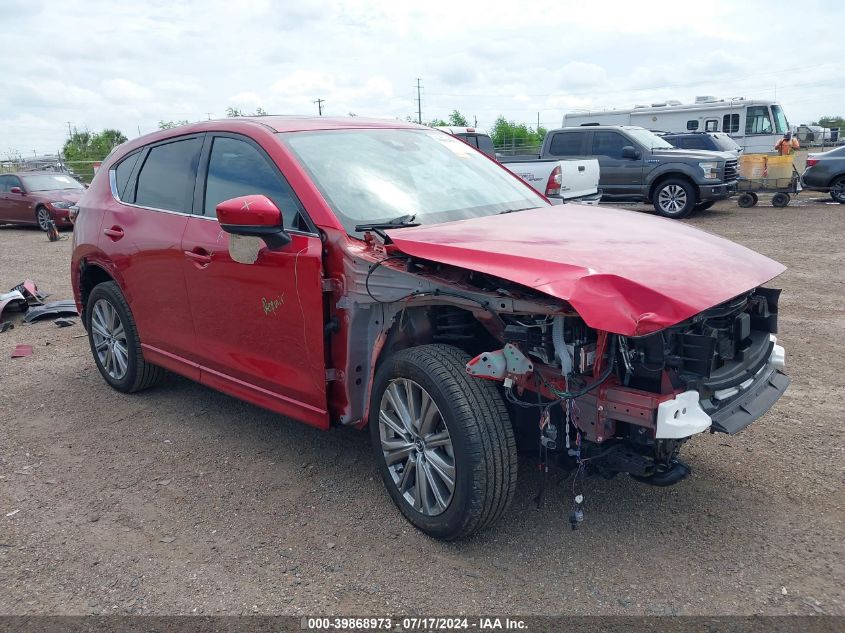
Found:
<box><xmin>532</xmin><ymin>125</ymin><xmax>738</xmax><ymax>218</ymax></box>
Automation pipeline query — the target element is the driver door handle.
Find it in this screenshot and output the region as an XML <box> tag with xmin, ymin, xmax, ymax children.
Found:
<box><xmin>184</xmin><ymin>248</ymin><xmax>212</xmax><ymax>267</ymax></box>
<box><xmin>103</xmin><ymin>226</ymin><xmax>124</xmax><ymax>240</ymax></box>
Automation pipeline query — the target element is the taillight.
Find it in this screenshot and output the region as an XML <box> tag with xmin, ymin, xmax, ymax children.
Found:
<box><xmin>806</xmin><ymin>158</ymin><xmax>819</xmax><ymax>167</ymax></box>
<box><xmin>545</xmin><ymin>165</ymin><xmax>562</xmax><ymax>197</ymax></box>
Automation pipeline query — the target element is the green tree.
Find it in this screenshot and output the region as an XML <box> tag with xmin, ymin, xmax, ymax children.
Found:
<box><xmin>158</xmin><ymin>120</ymin><xmax>189</xmax><ymax>130</ymax></box>
<box><xmin>448</xmin><ymin>110</ymin><xmax>469</xmax><ymax>127</ymax></box>
<box><xmin>813</xmin><ymin>115</ymin><xmax>845</xmax><ymax>129</ymax></box>
<box><xmin>62</xmin><ymin>128</ymin><xmax>128</xmax><ymax>181</ymax></box>
<box><xmin>489</xmin><ymin>116</ymin><xmax>545</xmax><ymax>155</ymax></box>
<box><xmin>226</xmin><ymin>106</ymin><xmax>268</xmax><ymax>117</ymax></box>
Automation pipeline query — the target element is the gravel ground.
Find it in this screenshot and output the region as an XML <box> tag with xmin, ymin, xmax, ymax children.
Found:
<box><xmin>0</xmin><ymin>197</ymin><xmax>842</xmax><ymax>617</ymax></box>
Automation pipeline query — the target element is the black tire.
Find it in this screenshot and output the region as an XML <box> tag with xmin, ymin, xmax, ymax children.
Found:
<box><xmin>830</xmin><ymin>176</ymin><xmax>845</xmax><ymax>204</ymax></box>
<box><xmin>772</xmin><ymin>192</ymin><xmax>790</xmax><ymax>208</ymax></box>
<box><xmin>652</xmin><ymin>178</ymin><xmax>697</xmax><ymax>219</ymax></box>
<box><xmin>35</xmin><ymin>206</ymin><xmax>52</xmax><ymax>231</ymax></box>
<box><xmin>737</xmin><ymin>192</ymin><xmax>756</xmax><ymax>208</ymax></box>
<box><xmin>86</xmin><ymin>281</ymin><xmax>164</xmax><ymax>393</ymax></box>
<box><xmin>693</xmin><ymin>200</ymin><xmax>715</xmax><ymax>212</ymax></box>
<box><xmin>369</xmin><ymin>344</ymin><xmax>517</xmax><ymax>540</ymax></box>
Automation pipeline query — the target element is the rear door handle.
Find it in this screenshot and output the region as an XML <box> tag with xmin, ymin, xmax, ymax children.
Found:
<box><xmin>184</xmin><ymin>248</ymin><xmax>212</xmax><ymax>267</ymax></box>
<box><xmin>103</xmin><ymin>226</ymin><xmax>124</xmax><ymax>240</ymax></box>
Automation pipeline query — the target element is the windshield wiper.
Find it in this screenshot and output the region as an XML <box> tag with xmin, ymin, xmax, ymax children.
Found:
<box><xmin>355</xmin><ymin>214</ymin><xmax>420</xmax><ymax>242</ymax></box>
<box><xmin>498</xmin><ymin>206</ymin><xmax>538</xmax><ymax>215</ymax></box>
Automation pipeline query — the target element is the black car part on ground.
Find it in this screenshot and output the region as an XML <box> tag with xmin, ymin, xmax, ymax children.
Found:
<box><xmin>22</xmin><ymin>300</ymin><xmax>79</xmax><ymax>323</ymax></box>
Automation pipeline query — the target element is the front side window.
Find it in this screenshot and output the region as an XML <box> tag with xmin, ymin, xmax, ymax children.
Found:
<box><xmin>686</xmin><ymin>120</ymin><xmax>699</xmax><ymax>131</ymax></box>
<box><xmin>771</xmin><ymin>105</ymin><xmax>789</xmax><ymax>134</ymax></box>
<box><xmin>280</xmin><ymin>128</ymin><xmax>547</xmax><ymax>235</ymax></box>
<box><xmin>203</xmin><ymin>136</ymin><xmax>307</xmax><ymax>230</ymax></box>
<box><xmin>723</xmin><ymin>114</ymin><xmax>740</xmax><ymax>134</ymax></box>
<box><xmin>548</xmin><ymin>132</ymin><xmax>584</xmax><ymax>156</ymax></box>
<box><xmin>134</xmin><ymin>137</ymin><xmax>202</xmax><ymax>212</ymax></box>
<box><xmin>591</xmin><ymin>131</ymin><xmax>629</xmax><ymax>159</ymax></box>
<box><xmin>745</xmin><ymin>106</ymin><xmax>773</xmax><ymax>135</ymax></box>
<box><xmin>19</xmin><ymin>174</ymin><xmax>83</xmax><ymax>192</ymax></box>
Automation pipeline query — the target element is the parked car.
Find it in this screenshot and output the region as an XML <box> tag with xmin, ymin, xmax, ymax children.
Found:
<box><xmin>0</xmin><ymin>172</ymin><xmax>83</xmax><ymax>230</ymax></box>
<box><xmin>802</xmin><ymin>145</ymin><xmax>845</xmax><ymax>203</ymax></box>
<box><xmin>661</xmin><ymin>131</ymin><xmax>743</xmax><ymax>156</ymax></box>
<box><xmin>529</xmin><ymin>125</ymin><xmax>738</xmax><ymax>218</ymax></box>
<box><xmin>71</xmin><ymin>117</ymin><xmax>789</xmax><ymax>540</ymax></box>
<box><xmin>438</xmin><ymin>127</ymin><xmax>600</xmax><ymax>201</ymax></box>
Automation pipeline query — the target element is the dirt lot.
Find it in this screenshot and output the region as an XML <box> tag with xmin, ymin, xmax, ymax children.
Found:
<box><xmin>0</xmin><ymin>196</ymin><xmax>843</xmax><ymax>617</ymax></box>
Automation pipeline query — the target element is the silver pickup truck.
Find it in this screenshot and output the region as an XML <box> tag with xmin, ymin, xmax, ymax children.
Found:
<box><xmin>437</xmin><ymin>126</ymin><xmax>600</xmax><ymax>202</ymax></box>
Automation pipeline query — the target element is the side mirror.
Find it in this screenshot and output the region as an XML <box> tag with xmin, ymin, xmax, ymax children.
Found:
<box><xmin>621</xmin><ymin>146</ymin><xmax>640</xmax><ymax>160</ymax></box>
<box><xmin>216</xmin><ymin>195</ymin><xmax>291</xmax><ymax>250</ymax></box>
<box><xmin>9</xmin><ymin>187</ymin><xmax>23</xmax><ymax>194</ymax></box>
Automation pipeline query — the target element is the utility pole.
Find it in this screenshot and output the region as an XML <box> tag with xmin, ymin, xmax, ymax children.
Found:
<box><xmin>66</xmin><ymin>121</ymin><xmax>73</xmax><ymax>139</ymax></box>
<box><xmin>474</xmin><ymin>115</ymin><xmax>478</xmax><ymax>127</ymax></box>
<box><xmin>314</xmin><ymin>98</ymin><xmax>325</xmax><ymax>116</ymax></box>
<box><xmin>415</xmin><ymin>78</ymin><xmax>423</xmax><ymax>124</ymax></box>
<box><xmin>537</xmin><ymin>112</ymin><xmax>540</xmax><ymax>130</ymax></box>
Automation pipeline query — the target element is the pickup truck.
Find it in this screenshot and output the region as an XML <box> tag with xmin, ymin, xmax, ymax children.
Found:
<box><xmin>72</xmin><ymin>117</ymin><xmax>789</xmax><ymax>540</ymax></box>
<box><xmin>527</xmin><ymin>125</ymin><xmax>738</xmax><ymax>218</ymax></box>
<box><xmin>438</xmin><ymin>126</ymin><xmax>600</xmax><ymax>202</ymax></box>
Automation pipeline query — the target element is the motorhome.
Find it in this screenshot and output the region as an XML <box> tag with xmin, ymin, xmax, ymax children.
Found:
<box><xmin>563</xmin><ymin>97</ymin><xmax>789</xmax><ymax>154</ymax></box>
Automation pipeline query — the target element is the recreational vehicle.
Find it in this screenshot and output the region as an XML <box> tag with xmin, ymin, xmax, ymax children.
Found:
<box><xmin>563</xmin><ymin>97</ymin><xmax>789</xmax><ymax>154</ymax></box>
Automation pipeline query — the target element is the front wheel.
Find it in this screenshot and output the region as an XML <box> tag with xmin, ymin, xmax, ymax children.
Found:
<box><xmin>653</xmin><ymin>179</ymin><xmax>697</xmax><ymax>219</ymax></box>
<box><xmin>830</xmin><ymin>176</ymin><xmax>845</xmax><ymax>204</ymax></box>
<box><xmin>369</xmin><ymin>344</ymin><xmax>517</xmax><ymax>540</ymax></box>
<box><xmin>36</xmin><ymin>206</ymin><xmax>52</xmax><ymax>231</ymax></box>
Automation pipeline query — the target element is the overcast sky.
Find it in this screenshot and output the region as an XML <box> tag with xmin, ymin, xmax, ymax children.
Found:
<box><xmin>2</xmin><ymin>0</ymin><xmax>843</xmax><ymax>155</ymax></box>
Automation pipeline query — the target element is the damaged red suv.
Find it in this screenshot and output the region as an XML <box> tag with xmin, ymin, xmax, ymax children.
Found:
<box><xmin>71</xmin><ymin>118</ymin><xmax>789</xmax><ymax>539</ymax></box>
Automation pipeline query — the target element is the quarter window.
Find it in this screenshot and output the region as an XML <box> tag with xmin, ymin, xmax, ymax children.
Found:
<box><xmin>590</xmin><ymin>131</ymin><xmax>629</xmax><ymax>159</ymax></box>
<box><xmin>723</xmin><ymin>114</ymin><xmax>740</xmax><ymax>134</ymax></box>
<box><xmin>745</xmin><ymin>106</ymin><xmax>773</xmax><ymax>135</ymax></box>
<box><xmin>203</xmin><ymin>136</ymin><xmax>307</xmax><ymax>230</ymax></box>
<box><xmin>134</xmin><ymin>137</ymin><xmax>202</xmax><ymax>212</ymax></box>
<box><xmin>113</xmin><ymin>151</ymin><xmax>141</xmax><ymax>200</ymax></box>
<box><xmin>548</xmin><ymin>132</ymin><xmax>583</xmax><ymax>156</ymax></box>
<box><xmin>686</xmin><ymin>120</ymin><xmax>699</xmax><ymax>131</ymax></box>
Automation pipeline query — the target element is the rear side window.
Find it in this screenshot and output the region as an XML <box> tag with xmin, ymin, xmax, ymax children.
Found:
<box><xmin>0</xmin><ymin>175</ymin><xmax>10</xmax><ymax>192</ymax></box>
<box><xmin>134</xmin><ymin>137</ymin><xmax>202</xmax><ymax>212</ymax></box>
<box><xmin>203</xmin><ymin>136</ymin><xmax>308</xmax><ymax>230</ymax></box>
<box><xmin>113</xmin><ymin>151</ymin><xmax>141</xmax><ymax>200</ymax></box>
<box><xmin>548</xmin><ymin>132</ymin><xmax>583</xmax><ymax>156</ymax></box>
<box><xmin>590</xmin><ymin>131</ymin><xmax>629</xmax><ymax>159</ymax></box>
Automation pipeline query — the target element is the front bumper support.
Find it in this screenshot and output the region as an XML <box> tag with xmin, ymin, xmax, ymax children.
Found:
<box><xmin>707</xmin><ymin>367</ymin><xmax>790</xmax><ymax>434</ymax></box>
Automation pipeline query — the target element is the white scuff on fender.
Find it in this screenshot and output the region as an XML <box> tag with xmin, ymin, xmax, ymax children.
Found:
<box><xmin>655</xmin><ymin>391</ymin><xmax>712</xmax><ymax>439</ymax></box>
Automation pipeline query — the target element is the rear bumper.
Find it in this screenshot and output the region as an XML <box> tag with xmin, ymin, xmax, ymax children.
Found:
<box><xmin>800</xmin><ymin>169</ymin><xmax>829</xmax><ymax>190</ymax></box>
<box><xmin>699</xmin><ymin>180</ymin><xmax>737</xmax><ymax>201</ymax></box>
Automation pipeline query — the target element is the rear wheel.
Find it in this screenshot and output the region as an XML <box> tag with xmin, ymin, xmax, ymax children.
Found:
<box><xmin>35</xmin><ymin>206</ymin><xmax>52</xmax><ymax>231</ymax></box>
<box><xmin>370</xmin><ymin>344</ymin><xmax>517</xmax><ymax>540</ymax></box>
<box><xmin>87</xmin><ymin>281</ymin><xmax>164</xmax><ymax>393</ymax></box>
<box><xmin>653</xmin><ymin>178</ymin><xmax>697</xmax><ymax>219</ymax></box>
<box><xmin>772</xmin><ymin>192</ymin><xmax>790</xmax><ymax>207</ymax></box>
<box><xmin>830</xmin><ymin>176</ymin><xmax>845</xmax><ymax>203</ymax></box>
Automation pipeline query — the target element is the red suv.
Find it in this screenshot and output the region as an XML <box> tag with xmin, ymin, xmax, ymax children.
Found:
<box><xmin>72</xmin><ymin>117</ymin><xmax>789</xmax><ymax>539</ymax></box>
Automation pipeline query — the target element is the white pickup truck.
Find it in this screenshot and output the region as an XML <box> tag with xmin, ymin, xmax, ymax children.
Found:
<box><xmin>437</xmin><ymin>126</ymin><xmax>600</xmax><ymax>202</ymax></box>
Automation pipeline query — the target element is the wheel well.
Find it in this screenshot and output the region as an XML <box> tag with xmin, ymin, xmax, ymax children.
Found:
<box><xmin>648</xmin><ymin>173</ymin><xmax>698</xmax><ymax>202</ymax></box>
<box><xmin>829</xmin><ymin>172</ymin><xmax>845</xmax><ymax>186</ymax></box>
<box><xmin>79</xmin><ymin>263</ymin><xmax>114</xmax><ymax>318</ymax></box>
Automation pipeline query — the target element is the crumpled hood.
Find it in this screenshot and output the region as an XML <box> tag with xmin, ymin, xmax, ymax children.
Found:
<box><xmin>387</xmin><ymin>205</ymin><xmax>785</xmax><ymax>336</ymax></box>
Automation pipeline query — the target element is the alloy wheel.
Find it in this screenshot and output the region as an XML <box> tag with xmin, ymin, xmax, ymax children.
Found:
<box><xmin>658</xmin><ymin>184</ymin><xmax>688</xmax><ymax>215</ymax></box>
<box><xmin>832</xmin><ymin>178</ymin><xmax>845</xmax><ymax>203</ymax></box>
<box><xmin>378</xmin><ymin>378</ymin><xmax>455</xmax><ymax>516</ymax></box>
<box><xmin>36</xmin><ymin>207</ymin><xmax>51</xmax><ymax>231</ymax></box>
<box><xmin>90</xmin><ymin>298</ymin><xmax>129</xmax><ymax>380</ymax></box>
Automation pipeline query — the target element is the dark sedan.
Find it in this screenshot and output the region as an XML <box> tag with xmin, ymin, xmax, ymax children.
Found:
<box><xmin>0</xmin><ymin>172</ymin><xmax>84</xmax><ymax>230</ymax></box>
<box><xmin>802</xmin><ymin>146</ymin><xmax>845</xmax><ymax>203</ymax></box>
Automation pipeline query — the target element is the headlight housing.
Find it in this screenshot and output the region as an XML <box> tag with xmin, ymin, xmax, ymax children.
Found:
<box><xmin>49</xmin><ymin>201</ymin><xmax>73</xmax><ymax>209</ymax></box>
<box><xmin>699</xmin><ymin>162</ymin><xmax>720</xmax><ymax>180</ymax></box>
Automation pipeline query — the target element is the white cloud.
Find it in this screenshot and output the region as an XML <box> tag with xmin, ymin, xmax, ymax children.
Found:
<box><xmin>1</xmin><ymin>0</ymin><xmax>843</xmax><ymax>154</ymax></box>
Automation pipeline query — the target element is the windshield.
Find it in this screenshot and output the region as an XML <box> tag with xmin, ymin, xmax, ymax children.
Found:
<box><xmin>280</xmin><ymin>128</ymin><xmax>547</xmax><ymax>235</ymax></box>
<box><xmin>771</xmin><ymin>105</ymin><xmax>789</xmax><ymax>135</ymax></box>
<box><xmin>625</xmin><ymin>128</ymin><xmax>674</xmax><ymax>149</ymax></box>
<box><xmin>20</xmin><ymin>173</ymin><xmax>83</xmax><ymax>192</ymax></box>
